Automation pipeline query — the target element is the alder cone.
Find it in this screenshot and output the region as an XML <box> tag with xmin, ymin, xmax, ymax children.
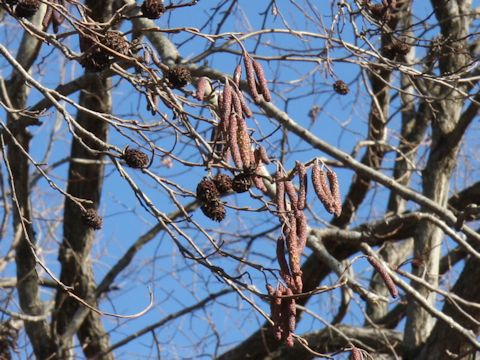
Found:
<box><xmin>212</xmin><ymin>174</ymin><xmax>233</xmax><ymax>194</ymax></box>
<box><xmin>200</xmin><ymin>199</ymin><xmax>226</xmax><ymax>222</ymax></box>
<box><xmin>333</xmin><ymin>80</ymin><xmax>349</xmax><ymax>95</ymax></box>
<box><xmin>15</xmin><ymin>0</ymin><xmax>39</xmax><ymax>18</ymax></box>
<box><xmin>82</xmin><ymin>209</ymin><xmax>102</xmax><ymax>230</ymax></box>
<box><xmin>141</xmin><ymin>0</ymin><xmax>165</xmax><ymax>19</ymax></box>
<box><xmin>81</xmin><ymin>48</ymin><xmax>110</xmax><ymax>72</ymax></box>
<box><xmin>122</xmin><ymin>148</ymin><xmax>149</xmax><ymax>169</ymax></box>
<box><xmin>196</xmin><ymin>178</ymin><xmax>220</xmax><ymax>203</ymax></box>
<box><xmin>102</xmin><ymin>31</ymin><xmax>130</xmax><ymax>56</ymax></box>
<box><xmin>166</xmin><ymin>66</ymin><xmax>191</xmax><ymax>89</ymax></box>
<box><xmin>232</xmin><ymin>172</ymin><xmax>252</xmax><ymax>193</ymax></box>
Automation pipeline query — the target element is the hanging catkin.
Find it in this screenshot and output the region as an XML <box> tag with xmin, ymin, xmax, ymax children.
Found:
<box><xmin>243</xmin><ymin>52</ymin><xmax>261</xmax><ymax>103</ymax></box>
<box><xmin>312</xmin><ymin>162</ymin><xmax>335</xmax><ymax>214</ymax></box>
<box><xmin>327</xmin><ymin>169</ymin><xmax>342</xmax><ymax>217</ymax></box>
<box><xmin>296</xmin><ymin>162</ymin><xmax>307</xmax><ymax>210</ymax></box>
<box><xmin>367</xmin><ymin>255</ymin><xmax>398</xmax><ymax>298</ymax></box>
<box><xmin>227</xmin><ymin>115</ymin><xmax>243</xmax><ymax>168</ymax></box>
<box><xmin>252</xmin><ymin>59</ymin><xmax>272</xmax><ymax>102</ymax></box>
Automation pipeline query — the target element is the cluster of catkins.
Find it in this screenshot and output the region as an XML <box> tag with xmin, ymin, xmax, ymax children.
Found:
<box><xmin>266</xmin><ymin>284</ymin><xmax>296</xmax><ymax>347</ymax></box>
<box><xmin>194</xmin><ymin>51</ymin><xmax>273</xmax><ymax>221</ymax></box>
<box><xmin>269</xmin><ymin>160</ymin><xmax>343</xmax><ymax>346</ymax></box>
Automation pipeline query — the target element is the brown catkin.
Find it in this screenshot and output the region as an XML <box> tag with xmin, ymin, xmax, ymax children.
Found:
<box><xmin>275</xmin><ymin>177</ymin><xmax>286</xmax><ymax>217</ymax></box>
<box><xmin>236</xmin><ymin>117</ymin><xmax>252</xmax><ymax>169</ymax></box>
<box><xmin>255</xmin><ymin>145</ymin><xmax>271</xmax><ymax>165</ymax></box>
<box><xmin>227</xmin><ymin>115</ymin><xmax>243</xmax><ymax>168</ymax></box>
<box><xmin>252</xmin><ymin>59</ymin><xmax>272</xmax><ymax>102</ymax></box>
<box><xmin>235</xmin><ymin>88</ymin><xmax>253</xmax><ymax>118</ymax></box>
<box><xmin>284</xmin><ymin>181</ymin><xmax>299</xmax><ymax>211</ymax></box>
<box><xmin>284</xmin><ymin>287</ymin><xmax>296</xmax><ymax>332</ymax></box>
<box><xmin>312</xmin><ymin>163</ymin><xmax>335</xmax><ymax>214</ymax></box>
<box><xmin>243</xmin><ymin>53</ymin><xmax>261</xmax><ymax>103</ymax></box>
<box><xmin>351</xmin><ymin>346</ymin><xmax>363</xmax><ymax>360</ymax></box>
<box><xmin>221</xmin><ymin>79</ymin><xmax>233</xmax><ymax>123</ymax></box>
<box><xmin>233</xmin><ymin>64</ymin><xmax>242</xmax><ymax>86</ymax></box>
<box><xmin>286</xmin><ymin>213</ymin><xmax>300</xmax><ymax>277</ymax></box>
<box><xmin>327</xmin><ymin>169</ymin><xmax>342</xmax><ymax>217</ymax></box>
<box><xmin>276</xmin><ymin>236</ymin><xmax>293</xmax><ymax>285</ymax></box>
<box><xmin>295</xmin><ymin>210</ymin><xmax>307</xmax><ymax>254</ymax></box>
<box><xmin>296</xmin><ymin>162</ymin><xmax>307</xmax><ymax>210</ymax></box>
<box><xmin>231</xmin><ymin>88</ymin><xmax>243</xmax><ymax>117</ymax></box>
<box><xmin>195</xmin><ymin>77</ymin><xmax>209</xmax><ymax>101</ymax></box>
<box><xmin>273</xmin><ymin>288</ymin><xmax>284</xmax><ymax>341</ymax></box>
<box><xmin>253</xmin><ymin>175</ymin><xmax>268</xmax><ymax>194</ymax></box>
<box><xmin>367</xmin><ymin>255</ymin><xmax>398</xmax><ymax>298</ymax></box>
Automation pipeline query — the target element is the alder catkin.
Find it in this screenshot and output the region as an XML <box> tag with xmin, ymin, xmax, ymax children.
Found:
<box><xmin>231</xmin><ymin>88</ymin><xmax>243</xmax><ymax>117</ymax></box>
<box><xmin>275</xmin><ymin>177</ymin><xmax>286</xmax><ymax>217</ymax></box>
<box><xmin>252</xmin><ymin>59</ymin><xmax>272</xmax><ymax>102</ymax></box>
<box><xmin>295</xmin><ymin>210</ymin><xmax>307</xmax><ymax>254</ymax></box>
<box><xmin>327</xmin><ymin>169</ymin><xmax>342</xmax><ymax>217</ymax></box>
<box><xmin>254</xmin><ymin>145</ymin><xmax>271</xmax><ymax>165</ymax></box>
<box><xmin>253</xmin><ymin>175</ymin><xmax>268</xmax><ymax>194</ymax></box>
<box><xmin>367</xmin><ymin>255</ymin><xmax>398</xmax><ymax>299</ymax></box>
<box><xmin>312</xmin><ymin>163</ymin><xmax>335</xmax><ymax>214</ymax></box>
<box><xmin>236</xmin><ymin>88</ymin><xmax>253</xmax><ymax>118</ymax></box>
<box><xmin>243</xmin><ymin>53</ymin><xmax>261</xmax><ymax>103</ymax></box>
<box><xmin>276</xmin><ymin>236</ymin><xmax>293</xmax><ymax>285</ymax></box>
<box><xmin>236</xmin><ymin>117</ymin><xmax>252</xmax><ymax>169</ymax></box>
<box><xmin>351</xmin><ymin>346</ymin><xmax>363</xmax><ymax>360</ymax></box>
<box><xmin>284</xmin><ymin>181</ymin><xmax>299</xmax><ymax>211</ymax></box>
<box><xmin>284</xmin><ymin>287</ymin><xmax>296</xmax><ymax>332</ymax></box>
<box><xmin>286</xmin><ymin>213</ymin><xmax>301</xmax><ymax>277</ymax></box>
<box><xmin>296</xmin><ymin>162</ymin><xmax>307</xmax><ymax>210</ymax></box>
<box><xmin>221</xmin><ymin>80</ymin><xmax>233</xmax><ymax>124</ymax></box>
<box><xmin>227</xmin><ymin>115</ymin><xmax>243</xmax><ymax>168</ymax></box>
<box><xmin>195</xmin><ymin>76</ymin><xmax>209</xmax><ymax>101</ymax></box>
